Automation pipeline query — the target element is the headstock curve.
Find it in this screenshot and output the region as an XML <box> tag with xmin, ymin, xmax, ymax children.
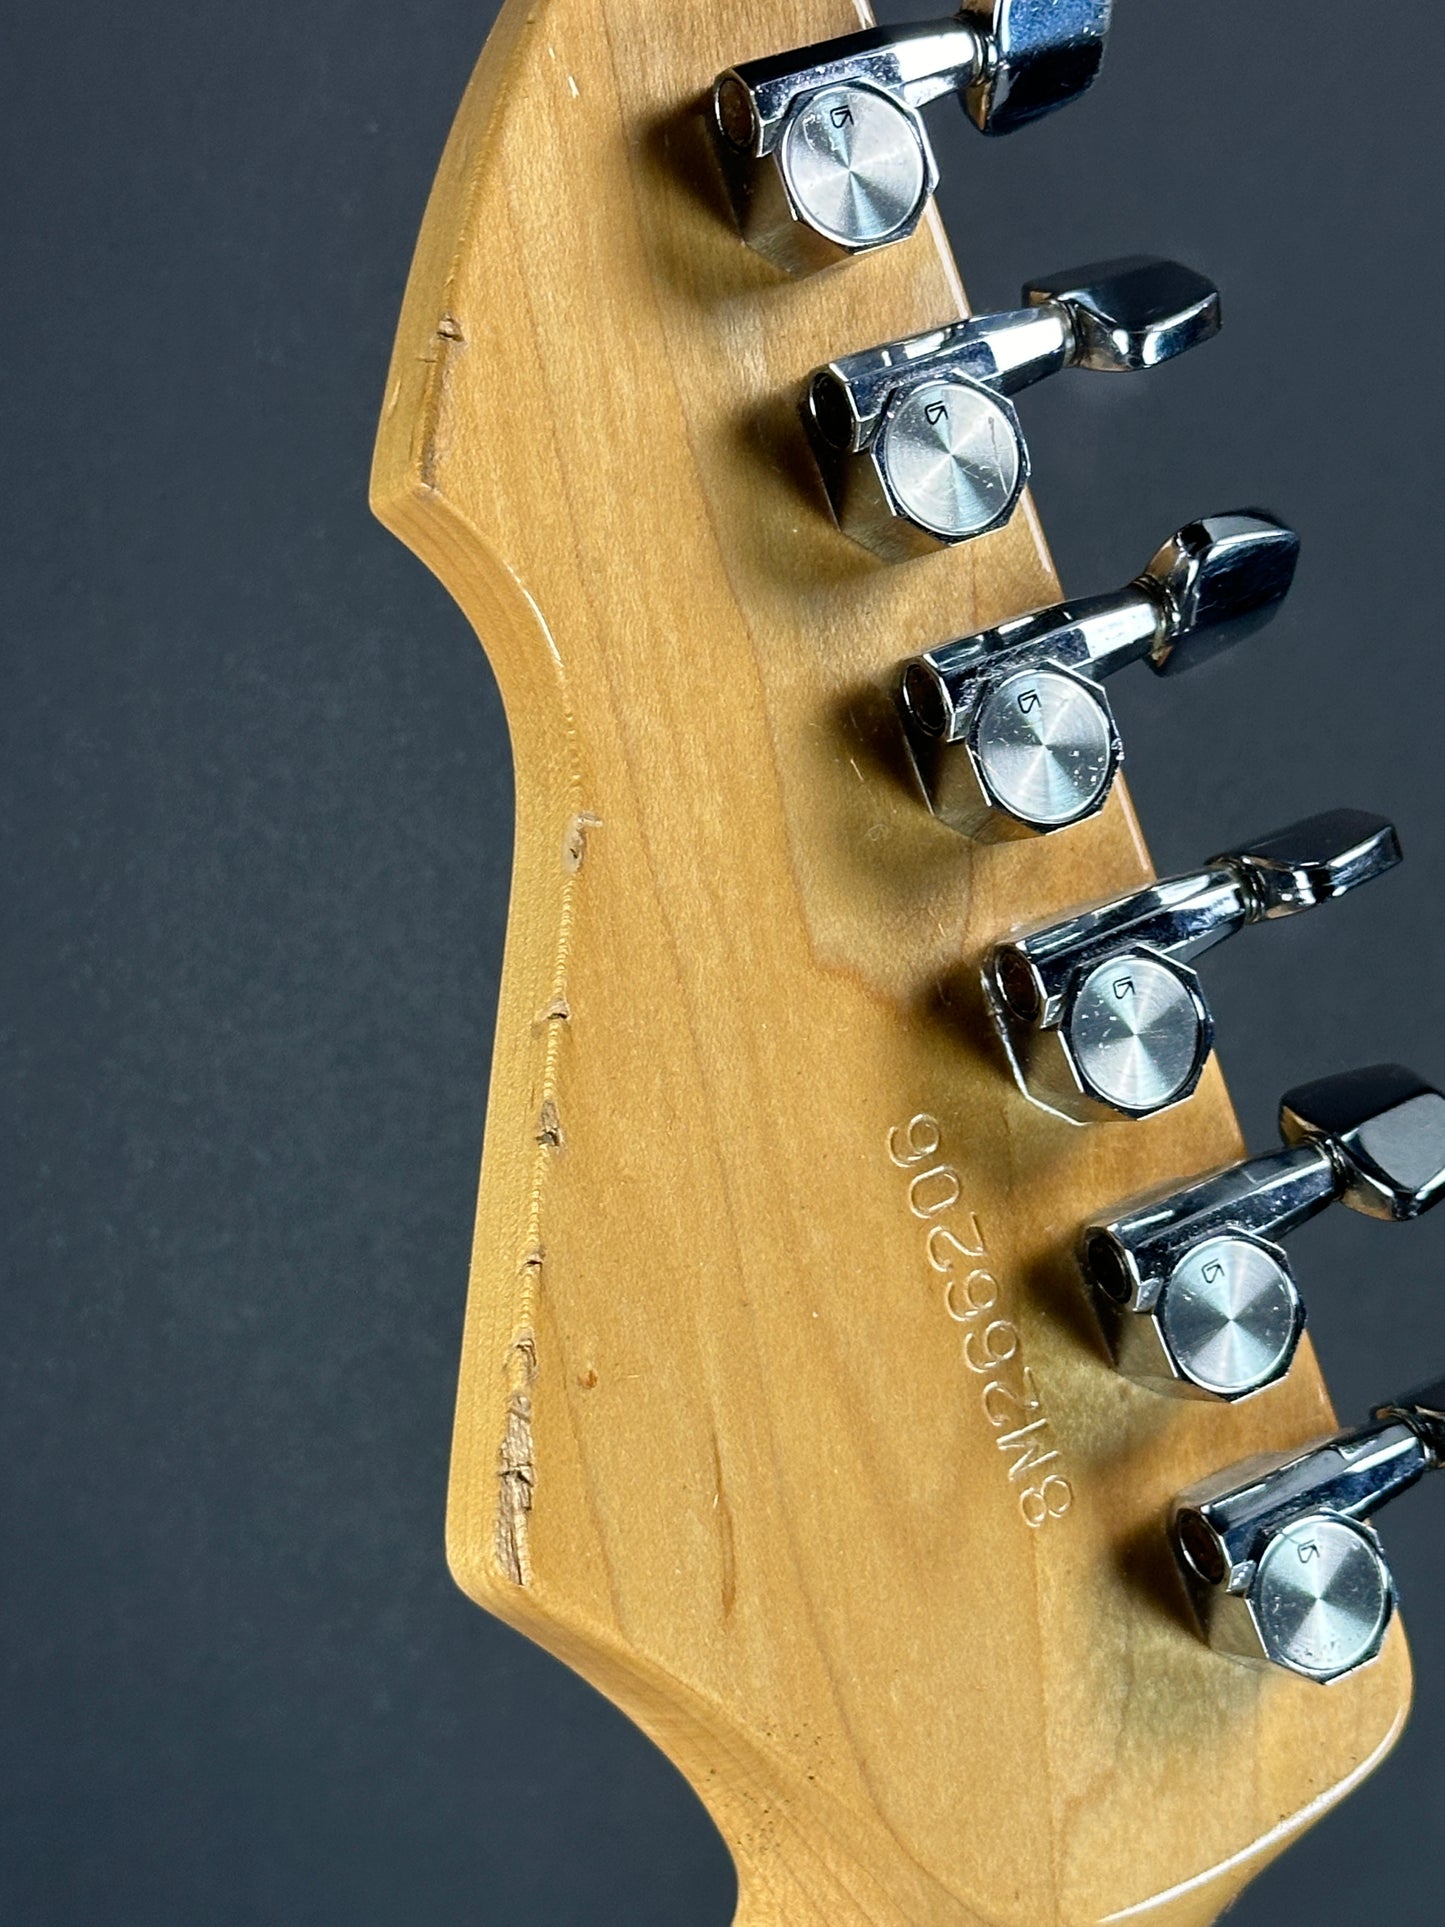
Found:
<box><xmin>372</xmin><ymin>0</ymin><xmax>1413</xmax><ymax>1919</ymax></box>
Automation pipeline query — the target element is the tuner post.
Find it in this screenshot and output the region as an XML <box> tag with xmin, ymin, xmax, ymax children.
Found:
<box><xmin>898</xmin><ymin>510</ymin><xmax>1299</xmax><ymax>839</ymax></box>
<box><xmin>1082</xmin><ymin>1065</ymin><xmax>1445</xmax><ymax>1400</ymax></box>
<box><xmin>711</xmin><ymin>1</ymin><xmax>1113</xmax><ymax>276</ymax></box>
<box><xmin>986</xmin><ymin>810</ymin><xmax>1402</xmax><ymax>1124</ymax></box>
<box><xmin>1174</xmin><ymin>1377</ymin><xmax>1445</xmax><ymax>1682</ymax></box>
<box><xmin>802</xmin><ymin>258</ymin><xmax>1221</xmax><ymax>561</ymax></box>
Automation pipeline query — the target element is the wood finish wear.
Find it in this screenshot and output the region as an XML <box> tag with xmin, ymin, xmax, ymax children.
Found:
<box><xmin>371</xmin><ymin>2</ymin><xmax>1411</xmax><ymax>1918</ymax></box>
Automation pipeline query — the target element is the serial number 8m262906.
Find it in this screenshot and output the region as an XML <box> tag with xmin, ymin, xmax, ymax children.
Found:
<box><xmin>888</xmin><ymin>1113</ymin><xmax>1074</xmax><ymax>1530</ymax></box>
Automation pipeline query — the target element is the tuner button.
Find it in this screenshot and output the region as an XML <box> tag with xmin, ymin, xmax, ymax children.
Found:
<box><xmin>1279</xmin><ymin>1063</ymin><xmax>1445</xmax><ymax>1221</ymax></box>
<box><xmin>960</xmin><ymin>0</ymin><xmax>1113</xmax><ymax>136</ymax></box>
<box><xmin>1220</xmin><ymin>809</ymin><xmax>1403</xmax><ymax>919</ymax></box>
<box><xmin>1024</xmin><ymin>256</ymin><xmax>1222</xmax><ymax>371</ymax></box>
<box><xmin>877</xmin><ymin>379</ymin><xmax>1025</xmax><ymax>544</ymax></box>
<box><xmin>1140</xmin><ymin>510</ymin><xmax>1301</xmax><ymax>674</ymax></box>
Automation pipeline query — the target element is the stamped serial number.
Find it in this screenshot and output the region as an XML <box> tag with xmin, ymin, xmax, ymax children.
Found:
<box><xmin>888</xmin><ymin>1113</ymin><xmax>1074</xmax><ymax>1530</ymax></box>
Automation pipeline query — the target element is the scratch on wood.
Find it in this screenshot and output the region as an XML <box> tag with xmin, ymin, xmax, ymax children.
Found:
<box><xmin>496</xmin><ymin>1329</ymin><xmax>538</xmax><ymax>1585</ymax></box>
<box><xmin>563</xmin><ymin>810</ymin><xmax>602</xmax><ymax>874</ymax></box>
<box><xmin>712</xmin><ymin>1435</ymin><xmax>738</xmax><ymax>1622</ymax></box>
<box><xmin>416</xmin><ymin>297</ymin><xmax>468</xmax><ymax>487</ymax></box>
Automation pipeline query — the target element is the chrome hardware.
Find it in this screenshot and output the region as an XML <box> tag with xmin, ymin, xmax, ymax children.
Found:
<box><xmin>899</xmin><ymin>510</ymin><xmax>1298</xmax><ymax>838</ymax></box>
<box><xmin>986</xmin><ymin>810</ymin><xmax>1402</xmax><ymax>1124</ymax></box>
<box><xmin>1174</xmin><ymin>1377</ymin><xmax>1445</xmax><ymax>1682</ymax></box>
<box><xmin>712</xmin><ymin>1</ymin><xmax>1112</xmax><ymax>276</ymax></box>
<box><xmin>803</xmin><ymin>258</ymin><xmax>1220</xmax><ymax>560</ymax></box>
<box><xmin>1082</xmin><ymin>1065</ymin><xmax>1445</xmax><ymax>1399</ymax></box>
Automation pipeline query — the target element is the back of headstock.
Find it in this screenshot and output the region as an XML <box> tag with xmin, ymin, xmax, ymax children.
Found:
<box><xmin>371</xmin><ymin>1</ymin><xmax>1413</xmax><ymax>1919</ymax></box>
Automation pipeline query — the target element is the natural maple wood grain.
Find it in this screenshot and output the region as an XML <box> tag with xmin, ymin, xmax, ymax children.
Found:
<box><xmin>371</xmin><ymin>2</ymin><xmax>1412</xmax><ymax>1918</ymax></box>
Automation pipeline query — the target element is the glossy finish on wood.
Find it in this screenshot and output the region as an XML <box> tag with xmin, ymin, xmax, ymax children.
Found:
<box><xmin>370</xmin><ymin>0</ymin><xmax>1412</xmax><ymax>1919</ymax></box>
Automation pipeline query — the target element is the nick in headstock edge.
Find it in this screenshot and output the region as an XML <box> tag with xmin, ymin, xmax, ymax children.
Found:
<box><xmin>372</xmin><ymin>0</ymin><xmax>1443</xmax><ymax>1917</ymax></box>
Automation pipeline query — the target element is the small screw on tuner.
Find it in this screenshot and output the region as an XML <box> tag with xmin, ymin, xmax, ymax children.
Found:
<box><xmin>801</xmin><ymin>258</ymin><xmax>1221</xmax><ymax>561</ymax></box>
<box><xmin>898</xmin><ymin>510</ymin><xmax>1299</xmax><ymax>838</ymax></box>
<box><xmin>711</xmin><ymin>0</ymin><xmax>1113</xmax><ymax>276</ymax></box>
<box><xmin>1174</xmin><ymin>1379</ymin><xmax>1445</xmax><ymax>1682</ymax></box>
<box><xmin>1082</xmin><ymin>1065</ymin><xmax>1445</xmax><ymax>1400</ymax></box>
<box><xmin>986</xmin><ymin>810</ymin><xmax>1403</xmax><ymax>1124</ymax></box>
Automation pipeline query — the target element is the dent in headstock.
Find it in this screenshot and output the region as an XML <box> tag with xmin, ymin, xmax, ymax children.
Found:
<box><xmin>371</xmin><ymin>0</ymin><xmax>1411</xmax><ymax>1920</ymax></box>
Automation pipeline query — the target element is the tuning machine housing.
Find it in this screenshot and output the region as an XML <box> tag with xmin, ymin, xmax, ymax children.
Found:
<box><xmin>1081</xmin><ymin>1066</ymin><xmax>1445</xmax><ymax>1400</ymax></box>
<box><xmin>712</xmin><ymin>1</ymin><xmax>1113</xmax><ymax>276</ymax></box>
<box><xmin>1174</xmin><ymin>1380</ymin><xmax>1445</xmax><ymax>1682</ymax></box>
<box><xmin>898</xmin><ymin>511</ymin><xmax>1299</xmax><ymax>838</ymax></box>
<box><xmin>803</xmin><ymin>258</ymin><xmax>1220</xmax><ymax>560</ymax></box>
<box><xmin>986</xmin><ymin>810</ymin><xmax>1403</xmax><ymax>1124</ymax></box>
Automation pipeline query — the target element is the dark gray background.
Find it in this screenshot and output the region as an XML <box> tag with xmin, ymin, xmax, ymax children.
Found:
<box><xmin>4</xmin><ymin>0</ymin><xmax>1443</xmax><ymax>1919</ymax></box>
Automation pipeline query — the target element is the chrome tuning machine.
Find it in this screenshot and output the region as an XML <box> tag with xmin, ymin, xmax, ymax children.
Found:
<box><xmin>712</xmin><ymin>1</ymin><xmax>1113</xmax><ymax>276</ymax></box>
<box><xmin>1082</xmin><ymin>1065</ymin><xmax>1445</xmax><ymax>1400</ymax></box>
<box><xmin>898</xmin><ymin>511</ymin><xmax>1298</xmax><ymax>838</ymax></box>
<box><xmin>986</xmin><ymin>810</ymin><xmax>1403</xmax><ymax>1124</ymax></box>
<box><xmin>1174</xmin><ymin>1379</ymin><xmax>1445</xmax><ymax>1683</ymax></box>
<box><xmin>803</xmin><ymin>258</ymin><xmax>1220</xmax><ymax>560</ymax></box>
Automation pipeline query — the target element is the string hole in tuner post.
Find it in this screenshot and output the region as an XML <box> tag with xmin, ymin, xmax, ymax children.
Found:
<box><xmin>898</xmin><ymin>658</ymin><xmax>953</xmax><ymax>739</ymax></box>
<box><xmin>994</xmin><ymin>945</ymin><xmax>1044</xmax><ymax>1025</ymax></box>
<box><xmin>1081</xmin><ymin>1229</ymin><xmax>1136</xmax><ymax>1307</ymax></box>
<box><xmin>806</xmin><ymin>371</ymin><xmax>859</xmax><ymax>453</ymax></box>
<box><xmin>713</xmin><ymin>74</ymin><xmax>757</xmax><ymax>150</ymax></box>
<box><xmin>1175</xmin><ymin>1509</ymin><xmax>1228</xmax><ymax>1587</ymax></box>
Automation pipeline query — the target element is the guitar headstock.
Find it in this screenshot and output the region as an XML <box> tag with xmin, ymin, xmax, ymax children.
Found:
<box><xmin>371</xmin><ymin>1</ymin><xmax>1412</xmax><ymax>1918</ymax></box>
